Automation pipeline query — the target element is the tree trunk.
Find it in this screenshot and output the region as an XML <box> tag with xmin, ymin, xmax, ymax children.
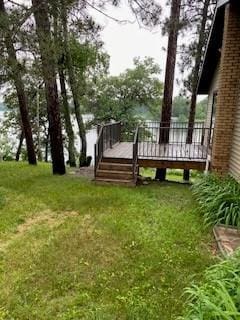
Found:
<box><xmin>184</xmin><ymin>0</ymin><xmax>211</xmax><ymax>180</ymax></box>
<box><xmin>61</xmin><ymin>0</ymin><xmax>87</xmax><ymax>167</ymax></box>
<box><xmin>0</xmin><ymin>0</ymin><xmax>37</xmax><ymax>165</ymax></box>
<box><xmin>32</xmin><ymin>0</ymin><xmax>65</xmax><ymax>175</ymax></box>
<box><xmin>36</xmin><ymin>91</ymin><xmax>43</xmax><ymax>161</ymax></box>
<box><xmin>58</xmin><ymin>64</ymin><xmax>76</xmax><ymax>167</ymax></box>
<box><xmin>15</xmin><ymin>130</ymin><xmax>24</xmax><ymax>161</ymax></box>
<box><xmin>45</xmin><ymin>130</ymin><xmax>49</xmax><ymax>163</ymax></box>
<box><xmin>53</xmin><ymin>15</ymin><xmax>76</xmax><ymax>167</ymax></box>
<box><xmin>156</xmin><ymin>0</ymin><xmax>182</xmax><ymax>181</ymax></box>
<box><xmin>186</xmin><ymin>0</ymin><xmax>210</xmax><ymax>143</ymax></box>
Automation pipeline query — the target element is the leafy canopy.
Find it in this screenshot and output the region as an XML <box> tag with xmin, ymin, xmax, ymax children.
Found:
<box><xmin>84</xmin><ymin>57</ymin><xmax>163</xmax><ymax>132</ymax></box>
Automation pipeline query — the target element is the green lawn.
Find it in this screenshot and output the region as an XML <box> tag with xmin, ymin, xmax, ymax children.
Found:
<box><xmin>0</xmin><ymin>162</ymin><xmax>214</xmax><ymax>320</ymax></box>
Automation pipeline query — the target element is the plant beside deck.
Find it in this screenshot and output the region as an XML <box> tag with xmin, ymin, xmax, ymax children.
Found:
<box><xmin>0</xmin><ymin>162</ymin><xmax>213</xmax><ymax>319</ymax></box>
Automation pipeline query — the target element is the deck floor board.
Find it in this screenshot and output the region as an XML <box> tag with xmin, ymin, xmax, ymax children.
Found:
<box><xmin>104</xmin><ymin>142</ymin><xmax>207</xmax><ymax>162</ymax></box>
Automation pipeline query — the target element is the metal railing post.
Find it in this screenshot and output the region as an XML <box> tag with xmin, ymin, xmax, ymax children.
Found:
<box><xmin>110</xmin><ymin>125</ymin><xmax>113</xmax><ymax>148</ymax></box>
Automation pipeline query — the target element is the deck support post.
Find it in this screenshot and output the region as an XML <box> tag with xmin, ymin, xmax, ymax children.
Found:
<box><xmin>155</xmin><ymin>168</ymin><xmax>167</xmax><ymax>181</ymax></box>
<box><xmin>183</xmin><ymin>169</ymin><xmax>190</xmax><ymax>182</ymax></box>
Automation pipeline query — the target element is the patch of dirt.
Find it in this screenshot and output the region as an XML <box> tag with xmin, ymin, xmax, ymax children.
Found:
<box><xmin>17</xmin><ymin>210</ymin><xmax>79</xmax><ymax>234</ymax></box>
<box><xmin>69</xmin><ymin>167</ymin><xmax>94</xmax><ymax>180</ymax></box>
<box><xmin>209</xmin><ymin>241</ymin><xmax>218</xmax><ymax>256</ymax></box>
<box><xmin>0</xmin><ymin>210</ymin><xmax>79</xmax><ymax>252</ymax></box>
<box><xmin>214</xmin><ymin>225</ymin><xmax>240</xmax><ymax>256</ymax></box>
<box><xmin>79</xmin><ymin>214</ymin><xmax>96</xmax><ymax>237</ymax></box>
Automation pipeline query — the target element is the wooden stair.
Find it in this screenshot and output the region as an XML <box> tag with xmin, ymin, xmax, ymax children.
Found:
<box><xmin>95</xmin><ymin>159</ymin><xmax>137</xmax><ymax>186</ymax></box>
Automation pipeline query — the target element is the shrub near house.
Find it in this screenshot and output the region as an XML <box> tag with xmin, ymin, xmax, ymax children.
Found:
<box><xmin>180</xmin><ymin>174</ymin><xmax>240</xmax><ymax>319</ymax></box>
<box><xmin>192</xmin><ymin>175</ymin><xmax>240</xmax><ymax>227</ymax></box>
<box><xmin>180</xmin><ymin>249</ymin><xmax>240</xmax><ymax>320</ymax></box>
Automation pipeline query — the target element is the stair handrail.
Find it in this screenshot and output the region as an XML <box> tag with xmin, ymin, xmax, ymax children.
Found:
<box><xmin>94</xmin><ymin>126</ymin><xmax>104</xmax><ymax>178</ymax></box>
<box><xmin>132</xmin><ymin>126</ymin><xmax>139</xmax><ymax>182</ymax></box>
<box><xmin>94</xmin><ymin>121</ymin><xmax>122</xmax><ymax>177</ymax></box>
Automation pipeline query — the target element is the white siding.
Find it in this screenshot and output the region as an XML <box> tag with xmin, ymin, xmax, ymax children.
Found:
<box><xmin>204</xmin><ymin>61</ymin><xmax>220</xmax><ymax>147</ymax></box>
<box><xmin>205</xmin><ymin>61</ymin><xmax>220</xmax><ymax>129</ymax></box>
<box><xmin>229</xmin><ymin>91</ymin><xmax>240</xmax><ymax>181</ymax></box>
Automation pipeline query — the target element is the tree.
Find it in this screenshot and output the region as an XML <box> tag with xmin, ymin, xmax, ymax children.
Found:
<box><xmin>179</xmin><ymin>0</ymin><xmax>216</xmax><ymax>180</ymax></box>
<box><xmin>0</xmin><ymin>0</ymin><xmax>110</xmax><ymax>168</ymax></box>
<box><xmin>0</xmin><ymin>0</ymin><xmax>37</xmax><ymax>165</ymax></box>
<box><xmin>2</xmin><ymin>80</ymin><xmax>49</xmax><ymax>162</ymax></box>
<box><xmin>59</xmin><ymin>0</ymin><xmax>88</xmax><ymax>167</ymax></box>
<box><xmin>58</xmin><ymin>59</ymin><xmax>76</xmax><ymax>167</ymax></box>
<box><xmin>85</xmin><ymin>57</ymin><xmax>163</xmax><ymax>136</ymax></box>
<box><xmin>196</xmin><ymin>98</ymin><xmax>208</xmax><ymax>120</ymax></box>
<box><xmin>53</xmin><ymin>13</ymin><xmax>76</xmax><ymax>167</ymax></box>
<box><xmin>182</xmin><ymin>0</ymin><xmax>216</xmax><ymax>143</ymax></box>
<box><xmin>32</xmin><ymin>0</ymin><xmax>65</xmax><ymax>175</ymax></box>
<box><xmin>172</xmin><ymin>96</ymin><xmax>189</xmax><ymax>121</ymax></box>
<box><xmin>156</xmin><ymin>0</ymin><xmax>182</xmax><ymax>181</ymax></box>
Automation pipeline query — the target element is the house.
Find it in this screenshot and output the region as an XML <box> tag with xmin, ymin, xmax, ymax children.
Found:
<box><xmin>198</xmin><ymin>0</ymin><xmax>240</xmax><ymax>181</ymax></box>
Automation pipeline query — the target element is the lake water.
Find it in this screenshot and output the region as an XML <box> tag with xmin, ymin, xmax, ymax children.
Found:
<box><xmin>73</xmin><ymin>114</ymin><xmax>98</xmax><ymax>163</ymax></box>
<box><xmin>0</xmin><ymin>111</ymin><xmax>98</xmax><ymax>164</ymax></box>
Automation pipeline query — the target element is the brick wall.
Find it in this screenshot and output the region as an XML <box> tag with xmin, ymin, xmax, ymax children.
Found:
<box><xmin>211</xmin><ymin>3</ymin><xmax>240</xmax><ymax>174</ymax></box>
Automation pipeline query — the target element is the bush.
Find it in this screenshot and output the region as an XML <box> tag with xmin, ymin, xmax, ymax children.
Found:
<box><xmin>180</xmin><ymin>250</ymin><xmax>240</xmax><ymax>320</ymax></box>
<box><xmin>192</xmin><ymin>174</ymin><xmax>240</xmax><ymax>227</ymax></box>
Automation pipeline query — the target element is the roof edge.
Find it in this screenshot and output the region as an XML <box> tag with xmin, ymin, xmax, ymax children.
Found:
<box><xmin>217</xmin><ymin>0</ymin><xmax>230</xmax><ymax>8</ymax></box>
<box><xmin>197</xmin><ymin>2</ymin><xmax>226</xmax><ymax>94</ymax></box>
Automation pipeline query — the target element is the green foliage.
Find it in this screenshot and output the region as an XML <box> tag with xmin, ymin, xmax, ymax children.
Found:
<box><xmin>0</xmin><ymin>131</ymin><xmax>14</xmax><ymax>161</ymax></box>
<box><xmin>70</xmin><ymin>38</ymin><xmax>109</xmax><ymax>80</ymax></box>
<box><xmin>172</xmin><ymin>96</ymin><xmax>207</xmax><ymax>122</ymax></box>
<box><xmin>84</xmin><ymin>57</ymin><xmax>163</xmax><ymax>134</ymax></box>
<box><xmin>2</xmin><ymin>84</ymin><xmax>48</xmax><ymax>161</ymax></box>
<box><xmin>192</xmin><ymin>174</ymin><xmax>240</xmax><ymax>227</ymax></box>
<box><xmin>178</xmin><ymin>0</ymin><xmax>216</xmax><ymax>95</ymax></box>
<box><xmin>0</xmin><ymin>162</ymin><xmax>213</xmax><ymax>319</ymax></box>
<box><xmin>196</xmin><ymin>98</ymin><xmax>208</xmax><ymax>120</ymax></box>
<box><xmin>172</xmin><ymin>96</ymin><xmax>189</xmax><ymax>121</ymax></box>
<box><xmin>180</xmin><ymin>250</ymin><xmax>240</xmax><ymax>320</ymax></box>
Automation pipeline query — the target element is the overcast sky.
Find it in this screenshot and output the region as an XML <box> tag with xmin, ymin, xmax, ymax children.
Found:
<box><xmin>89</xmin><ymin>1</ymin><xmax>168</xmax><ymax>75</ymax></box>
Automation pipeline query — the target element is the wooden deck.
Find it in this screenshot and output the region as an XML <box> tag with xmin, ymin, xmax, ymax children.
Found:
<box><xmin>103</xmin><ymin>142</ymin><xmax>208</xmax><ymax>171</ymax></box>
<box><xmin>95</xmin><ymin>122</ymin><xmax>212</xmax><ymax>184</ymax></box>
<box><xmin>104</xmin><ymin>142</ymin><xmax>207</xmax><ymax>161</ymax></box>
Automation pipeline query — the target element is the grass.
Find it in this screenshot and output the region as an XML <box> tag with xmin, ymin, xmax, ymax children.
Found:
<box><xmin>0</xmin><ymin>162</ymin><xmax>214</xmax><ymax>319</ymax></box>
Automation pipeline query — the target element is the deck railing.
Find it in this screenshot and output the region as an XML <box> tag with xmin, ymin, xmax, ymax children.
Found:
<box><xmin>138</xmin><ymin>121</ymin><xmax>212</xmax><ymax>160</ymax></box>
<box><xmin>94</xmin><ymin>122</ymin><xmax>121</xmax><ymax>176</ymax></box>
<box><xmin>132</xmin><ymin>126</ymin><xmax>139</xmax><ymax>181</ymax></box>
